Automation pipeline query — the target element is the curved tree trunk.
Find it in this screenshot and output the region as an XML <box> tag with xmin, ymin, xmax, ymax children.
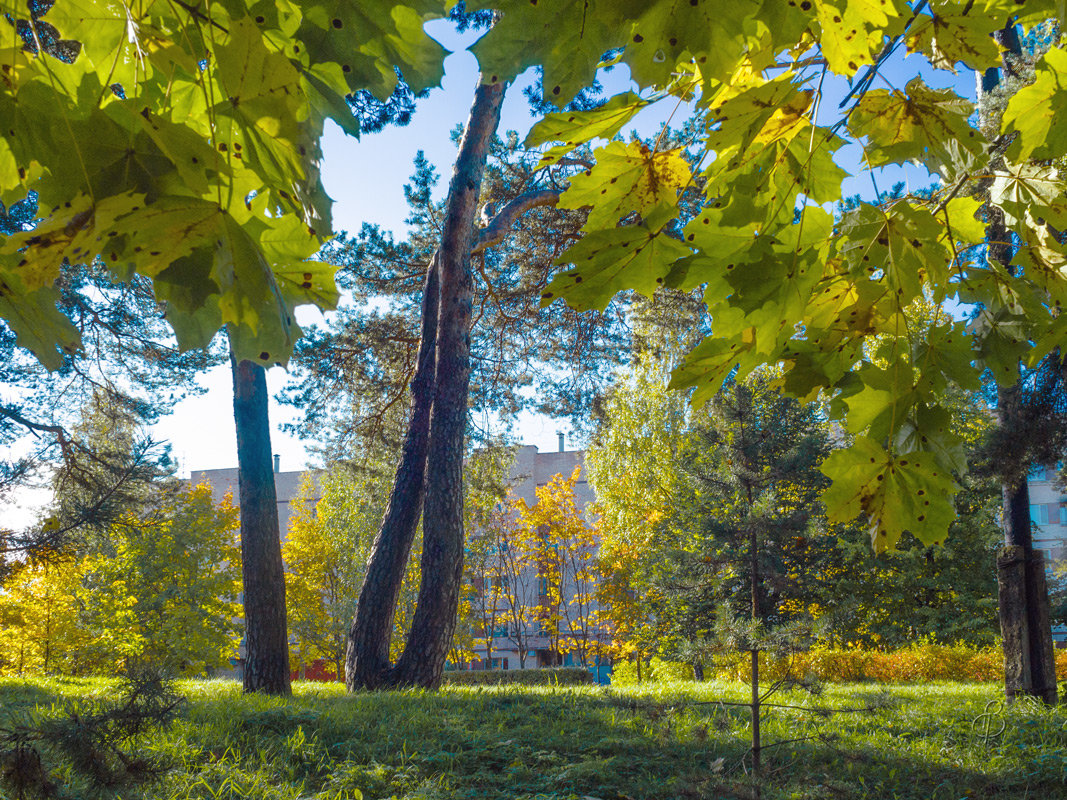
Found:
<box><xmin>231</xmin><ymin>352</ymin><xmax>291</xmax><ymax>695</ymax></box>
<box><xmin>345</xmin><ymin>256</ymin><xmax>439</xmax><ymax>689</ymax></box>
<box><xmin>391</xmin><ymin>80</ymin><xmax>505</xmax><ymax>688</ymax></box>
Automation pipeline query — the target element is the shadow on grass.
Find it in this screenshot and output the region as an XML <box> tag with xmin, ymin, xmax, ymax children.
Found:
<box><xmin>0</xmin><ymin>679</ymin><xmax>64</xmax><ymax>712</ymax></box>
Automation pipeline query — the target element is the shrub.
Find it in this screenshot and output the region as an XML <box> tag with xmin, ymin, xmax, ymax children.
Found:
<box><xmin>441</xmin><ymin>667</ymin><xmax>592</xmax><ymax>686</ymax></box>
<box><xmin>617</xmin><ymin>642</ymin><xmax>1067</xmax><ymax>685</ymax></box>
<box><xmin>609</xmin><ymin>658</ymin><xmax>697</xmax><ymax>685</ymax></box>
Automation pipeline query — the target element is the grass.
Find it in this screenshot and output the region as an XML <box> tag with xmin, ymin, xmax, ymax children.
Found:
<box><xmin>1</xmin><ymin>676</ymin><xmax>1065</xmax><ymax>799</ymax></box>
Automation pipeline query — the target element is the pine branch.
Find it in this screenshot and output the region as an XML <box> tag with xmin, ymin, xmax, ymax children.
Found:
<box><xmin>471</xmin><ymin>189</ymin><xmax>560</xmax><ymax>254</ymax></box>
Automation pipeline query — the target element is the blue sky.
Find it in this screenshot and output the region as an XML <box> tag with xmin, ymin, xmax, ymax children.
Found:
<box><xmin>141</xmin><ymin>21</ymin><xmax>988</xmax><ymax>478</ymax></box>
<box><xmin>157</xmin><ymin>22</ymin><xmax>684</xmax><ymax>476</ymax></box>
<box><xmin>0</xmin><ymin>15</ymin><xmax>1000</xmax><ymax>528</ymax></box>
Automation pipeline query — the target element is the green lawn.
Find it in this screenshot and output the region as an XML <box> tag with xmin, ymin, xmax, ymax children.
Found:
<box><xmin>1</xmin><ymin>677</ymin><xmax>1064</xmax><ymax>799</ymax></box>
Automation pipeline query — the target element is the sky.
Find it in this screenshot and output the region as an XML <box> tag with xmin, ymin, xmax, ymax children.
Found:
<box><xmin>3</xmin><ymin>14</ymin><xmax>989</xmax><ymax>524</ymax></box>
<box><xmin>156</xmin><ymin>20</ymin><xmax>683</xmax><ymax>478</ymax></box>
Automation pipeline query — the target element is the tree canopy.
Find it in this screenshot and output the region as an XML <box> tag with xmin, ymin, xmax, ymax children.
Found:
<box><xmin>6</xmin><ymin>1</ymin><xmax>1067</xmax><ymax>548</ymax></box>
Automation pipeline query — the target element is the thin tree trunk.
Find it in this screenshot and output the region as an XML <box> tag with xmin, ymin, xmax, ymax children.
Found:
<box><xmin>749</xmin><ymin>520</ymin><xmax>761</xmax><ymax>779</ymax></box>
<box><xmin>231</xmin><ymin>353</ymin><xmax>291</xmax><ymax>695</ymax></box>
<box><xmin>345</xmin><ymin>256</ymin><xmax>440</xmax><ymax>690</ymax></box>
<box><xmin>391</xmin><ymin>80</ymin><xmax>506</xmax><ymax>688</ymax></box>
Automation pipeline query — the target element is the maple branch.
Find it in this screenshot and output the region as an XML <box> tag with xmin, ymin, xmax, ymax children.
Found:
<box><xmin>471</xmin><ymin>189</ymin><xmax>560</xmax><ymax>254</ymax></box>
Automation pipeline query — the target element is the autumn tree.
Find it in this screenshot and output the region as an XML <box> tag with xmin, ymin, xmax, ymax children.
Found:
<box><xmin>0</xmin><ymin>484</ymin><xmax>241</xmax><ymax>676</ymax></box>
<box><xmin>0</xmin><ymin>557</ymin><xmax>84</xmax><ymax>675</ymax></box>
<box><xmin>515</xmin><ymin>467</ymin><xmax>602</xmax><ymax>667</ymax></box>
<box><xmin>283</xmin><ymin>464</ymin><xmax>419</xmax><ymax>679</ymax></box>
<box><xmin>75</xmin><ymin>484</ymin><xmax>242</xmax><ymax>675</ymax></box>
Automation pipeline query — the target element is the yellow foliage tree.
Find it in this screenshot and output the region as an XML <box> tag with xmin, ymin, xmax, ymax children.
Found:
<box><xmin>0</xmin><ymin>483</ymin><xmax>239</xmax><ymax>677</ymax></box>
<box><xmin>283</xmin><ymin>467</ymin><xmax>420</xmax><ymax>679</ymax></box>
<box><xmin>0</xmin><ymin>557</ymin><xmax>85</xmax><ymax>675</ymax></box>
<box><xmin>516</xmin><ymin>467</ymin><xmax>604</xmax><ymax>667</ymax></box>
<box><xmin>75</xmin><ymin>483</ymin><xmax>242</xmax><ymax>675</ymax></box>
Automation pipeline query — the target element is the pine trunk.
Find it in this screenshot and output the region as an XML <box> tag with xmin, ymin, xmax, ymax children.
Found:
<box><xmin>979</xmin><ymin>26</ymin><xmax>1058</xmax><ymax>706</ymax></box>
<box><xmin>346</xmin><ymin>256</ymin><xmax>439</xmax><ymax>690</ymax></box>
<box><xmin>230</xmin><ymin>354</ymin><xmax>291</xmax><ymax>695</ymax></box>
<box><xmin>391</xmin><ymin>80</ymin><xmax>506</xmax><ymax>688</ymax></box>
<box><xmin>996</xmin><ymin>390</ymin><xmax>1058</xmax><ymax>705</ymax></box>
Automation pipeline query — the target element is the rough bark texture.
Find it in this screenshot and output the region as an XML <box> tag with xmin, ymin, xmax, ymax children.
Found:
<box><xmin>345</xmin><ymin>257</ymin><xmax>440</xmax><ymax>690</ymax></box>
<box><xmin>1026</xmin><ymin>551</ymin><xmax>1058</xmax><ymax>704</ymax></box>
<box><xmin>749</xmin><ymin>523</ymin><xmax>761</xmax><ymax>778</ymax></box>
<box><xmin>995</xmin><ymin>400</ymin><xmax>1058</xmax><ymax>705</ymax></box>
<box><xmin>391</xmin><ymin>80</ymin><xmax>506</xmax><ymax>688</ymax></box>
<box><xmin>979</xmin><ymin>25</ymin><xmax>1058</xmax><ymax>706</ymax></box>
<box><xmin>998</xmin><ymin>545</ymin><xmax>1031</xmax><ymax>699</ymax></box>
<box><xmin>231</xmin><ymin>354</ymin><xmax>291</xmax><ymax>695</ymax></box>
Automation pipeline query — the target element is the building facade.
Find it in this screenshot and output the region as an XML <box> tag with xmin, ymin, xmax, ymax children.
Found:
<box><xmin>191</xmin><ymin>444</ymin><xmax>608</xmax><ymax>678</ymax></box>
<box><xmin>189</xmin><ymin>460</ymin><xmax>321</xmax><ymax>542</ymax></box>
<box><xmin>459</xmin><ymin>445</ymin><xmax>610</xmax><ymax>677</ymax></box>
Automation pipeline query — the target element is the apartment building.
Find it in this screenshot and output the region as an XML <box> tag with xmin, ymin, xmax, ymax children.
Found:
<box><xmin>191</xmin><ymin>444</ymin><xmax>609</xmax><ymax>679</ymax></box>
<box><xmin>189</xmin><ymin>456</ymin><xmax>321</xmax><ymax>541</ymax></box>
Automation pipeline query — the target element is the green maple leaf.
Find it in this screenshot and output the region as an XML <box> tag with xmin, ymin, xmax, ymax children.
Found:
<box><xmin>468</xmin><ymin>0</ymin><xmax>629</xmax><ymax>105</ymax></box>
<box><xmin>524</xmin><ymin>92</ymin><xmax>650</xmax><ymax>165</ymax></box>
<box><xmin>968</xmin><ymin>307</ymin><xmax>1030</xmax><ymax>384</ymax></box>
<box><xmin>214</xmin><ymin>18</ymin><xmax>309</xmax><ymax>182</ymax></box>
<box><xmin>624</xmin><ymin>0</ymin><xmax>759</xmax><ymax>88</ymax></box>
<box><xmin>912</xmin><ymin>321</ymin><xmax>980</xmax><ymax>393</ymax></box>
<box><xmin>941</xmin><ymin>196</ymin><xmax>986</xmax><ymax>245</ymax></box>
<box><xmin>894</xmin><ymin>402</ymin><xmax>967</xmax><ymax>475</ymax></box>
<box><xmin>212</xmin><ymin>213</ymin><xmax>297</xmax><ymax>364</ymax></box>
<box><xmin>1</xmin><ymin>192</ymin><xmax>144</xmax><ymax>288</ymax></box>
<box><xmin>45</xmin><ymin>0</ymin><xmax>156</xmax><ymax>89</ymax></box>
<box><xmin>544</xmin><ymin>205</ymin><xmax>690</xmax><ymax>311</ymax></box>
<box><xmin>989</xmin><ymin>160</ymin><xmax>1061</xmax><ymax>224</ymax></box>
<box><xmin>0</xmin><ymin>272</ymin><xmax>81</xmax><ymax>370</ymax></box>
<box><xmin>905</xmin><ymin>2</ymin><xmax>1003</xmax><ymax>72</ymax></box>
<box><xmin>100</xmin><ymin>195</ymin><xmax>224</xmax><ymax>281</ymax></box>
<box><xmin>839</xmin><ymin>201</ymin><xmax>951</xmax><ymax>304</ymax></box>
<box><xmin>561</xmin><ymin>141</ymin><xmax>691</xmax><ymax>230</ymax></box>
<box><xmin>850</xmin><ymin>78</ymin><xmax>985</xmax><ymax>171</ymax></box>
<box><xmin>814</xmin><ymin>0</ymin><xmax>906</xmax><ymax>75</ymax></box>
<box><xmin>107</xmin><ymin>103</ymin><xmax>218</xmax><ymax>198</ymax></box>
<box><xmin>154</xmin><ymin>249</ymin><xmax>225</xmax><ymax>353</ymax></box>
<box><xmin>298</xmin><ymin>0</ymin><xmax>447</xmax><ymax>96</ymax></box>
<box><xmin>669</xmin><ymin>334</ymin><xmax>756</xmax><ymax>408</ymax></box>
<box><xmin>0</xmin><ymin>137</ymin><xmax>19</xmax><ymax>194</ymax></box>
<box><xmin>1003</xmin><ymin>47</ymin><xmax>1067</xmax><ymax>160</ymax></box>
<box><xmin>821</xmin><ymin>436</ymin><xmax>957</xmax><ymax>552</ymax></box>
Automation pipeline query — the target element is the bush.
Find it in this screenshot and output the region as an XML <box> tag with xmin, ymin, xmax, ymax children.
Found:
<box><xmin>610</xmin><ymin>658</ymin><xmax>696</xmax><ymax>685</ymax></box>
<box><xmin>441</xmin><ymin>667</ymin><xmax>592</xmax><ymax>686</ymax></box>
<box><xmin>615</xmin><ymin>643</ymin><xmax>1067</xmax><ymax>685</ymax></box>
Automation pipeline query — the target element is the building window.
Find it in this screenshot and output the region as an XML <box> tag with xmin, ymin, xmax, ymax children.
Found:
<box><xmin>1030</xmin><ymin>504</ymin><xmax>1050</xmax><ymax>525</ymax></box>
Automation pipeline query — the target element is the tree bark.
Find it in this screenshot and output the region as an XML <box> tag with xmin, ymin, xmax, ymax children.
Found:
<box><xmin>345</xmin><ymin>256</ymin><xmax>440</xmax><ymax>690</ymax></box>
<box><xmin>749</xmin><ymin>520</ymin><xmax>761</xmax><ymax>778</ymax></box>
<box><xmin>978</xmin><ymin>25</ymin><xmax>1058</xmax><ymax>706</ymax></box>
<box><xmin>391</xmin><ymin>80</ymin><xmax>506</xmax><ymax>688</ymax></box>
<box><xmin>230</xmin><ymin>353</ymin><xmax>291</xmax><ymax>695</ymax></box>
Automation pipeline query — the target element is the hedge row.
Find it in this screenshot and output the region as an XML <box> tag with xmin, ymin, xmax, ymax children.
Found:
<box><xmin>613</xmin><ymin>643</ymin><xmax>1067</xmax><ymax>685</ymax></box>
<box><xmin>441</xmin><ymin>667</ymin><xmax>593</xmax><ymax>686</ymax></box>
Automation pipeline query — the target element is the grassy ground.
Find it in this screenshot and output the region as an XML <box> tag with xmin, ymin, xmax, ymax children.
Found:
<box><xmin>1</xmin><ymin>677</ymin><xmax>1065</xmax><ymax>800</ymax></box>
